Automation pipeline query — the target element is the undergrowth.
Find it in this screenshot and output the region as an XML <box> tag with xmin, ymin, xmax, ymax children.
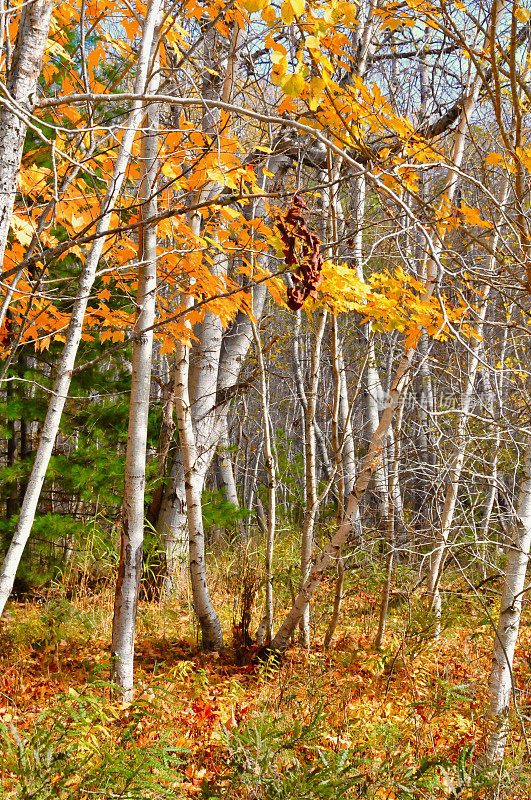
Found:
<box><xmin>0</xmin><ymin>540</ymin><xmax>530</xmax><ymax>798</ymax></box>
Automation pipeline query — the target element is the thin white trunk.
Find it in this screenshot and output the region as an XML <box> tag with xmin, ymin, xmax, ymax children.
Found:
<box><xmin>0</xmin><ymin>0</ymin><xmax>54</xmax><ymax>271</ymax></box>
<box><xmin>485</xmin><ymin>439</ymin><xmax>531</xmax><ymax>763</ymax></box>
<box><xmin>366</xmin><ymin>341</ymin><xmax>389</xmax><ymax>527</ymax></box>
<box><xmin>268</xmin><ymin>350</ymin><xmax>414</xmax><ymax>654</ymax></box>
<box><xmin>217</xmin><ymin>423</ymin><xmax>240</xmax><ymax>510</ymax></box>
<box><xmin>291</xmin><ymin>309</ymin><xmax>332</xmax><ymax>479</ymax></box>
<box><xmin>425</xmin><ymin>176</ymin><xmax>511</xmax><ymax>623</ymax></box>
<box><xmin>299</xmin><ymin>306</ymin><xmax>327</xmax><ymax>646</ymax></box>
<box><xmin>175</xmin><ymin>295</ymin><xmax>223</xmax><ymax>650</ymax></box>
<box><xmin>331</xmin><ymin>316</ymin><xmax>345</xmax><ymax>518</ymax></box>
<box><xmin>374</xmin><ymin>391</ymin><xmax>406</xmax><ymax>649</ymax></box>
<box><xmin>337</xmin><ymin>338</ymin><xmax>357</xmax><ymax>498</ymax></box>
<box><xmin>478</xmin><ymin>325</ymin><xmax>509</xmax><ymax>577</ymax></box>
<box><xmin>252</xmin><ymin>319</ymin><xmax>276</xmax><ymax>643</ymax></box>
<box><xmin>157</xmin><ymin>450</ymin><xmax>188</xmax><ymax>597</ymax></box>
<box><xmin>0</xmin><ymin>0</ymin><xmax>162</xmax><ymax>617</ymax></box>
<box><xmin>111</xmin><ymin>34</ymin><xmax>160</xmax><ymax>699</ymax></box>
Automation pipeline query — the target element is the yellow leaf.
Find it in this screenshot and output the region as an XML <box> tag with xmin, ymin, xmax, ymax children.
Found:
<box><xmin>282</xmin><ymin>73</ymin><xmax>305</xmax><ymax>96</ymax></box>
<box><xmin>261</xmin><ymin>4</ymin><xmax>276</xmax><ymax>22</ymax></box>
<box><xmin>288</xmin><ymin>0</ymin><xmax>305</xmax><ymax>14</ymax></box>
<box><xmin>516</xmin><ymin>6</ymin><xmax>531</xmax><ymax>22</ymax></box>
<box><xmin>484</xmin><ymin>152</ymin><xmax>504</xmax><ymax>166</ymax></box>
<box><xmin>460</xmin><ymin>203</ymin><xmax>493</xmax><ymax>229</ymax></box>
<box><xmin>305</xmin><ymin>35</ymin><xmax>320</xmax><ymax>49</ymax></box>
<box><xmin>280</xmin><ymin>0</ymin><xmax>294</xmax><ymax>23</ymax></box>
<box><xmin>243</xmin><ymin>0</ymin><xmax>268</xmax><ymax>13</ymax></box>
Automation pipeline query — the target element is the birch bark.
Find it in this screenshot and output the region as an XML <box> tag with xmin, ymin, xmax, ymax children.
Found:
<box><xmin>485</xmin><ymin>439</ymin><xmax>531</xmax><ymax>763</ymax></box>
<box><xmin>174</xmin><ymin>294</ymin><xmax>223</xmax><ymax>651</ymax></box>
<box><xmin>0</xmin><ymin>0</ymin><xmax>162</xmax><ymax>616</ymax></box>
<box><xmin>217</xmin><ymin>422</ymin><xmax>240</xmax><ymax>511</ymax></box>
<box><xmin>252</xmin><ymin>318</ymin><xmax>276</xmax><ymax>643</ymax></box>
<box><xmin>425</xmin><ymin>177</ymin><xmax>510</xmax><ymax>626</ymax></box>
<box><xmin>0</xmin><ymin>0</ymin><xmax>54</xmax><ymax>270</ymax></box>
<box><xmin>299</xmin><ymin>306</ymin><xmax>327</xmax><ymax>646</ymax></box>
<box><xmin>111</xmin><ymin>31</ymin><xmax>160</xmax><ymax>698</ymax></box>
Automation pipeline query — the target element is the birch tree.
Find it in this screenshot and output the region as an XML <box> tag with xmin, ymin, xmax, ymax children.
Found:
<box><xmin>111</xmin><ymin>27</ymin><xmax>161</xmax><ymax>699</ymax></box>
<box><xmin>0</xmin><ymin>0</ymin><xmax>162</xmax><ymax>616</ymax></box>
<box><xmin>0</xmin><ymin>0</ymin><xmax>54</xmax><ymax>272</ymax></box>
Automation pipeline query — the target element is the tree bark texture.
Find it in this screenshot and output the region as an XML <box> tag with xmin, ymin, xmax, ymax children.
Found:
<box><xmin>0</xmin><ymin>0</ymin><xmax>54</xmax><ymax>272</ymax></box>
<box><xmin>111</xmin><ymin>35</ymin><xmax>160</xmax><ymax>699</ymax></box>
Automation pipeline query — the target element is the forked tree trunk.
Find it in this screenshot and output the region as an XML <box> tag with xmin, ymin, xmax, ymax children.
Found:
<box><xmin>110</xmin><ymin>35</ymin><xmax>160</xmax><ymax>699</ymax></box>
<box><xmin>174</xmin><ymin>298</ymin><xmax>223</xmax><ymax>651</ymax></box>
<box><xmin>0</xmin><ymin>0</ymin><xmax>162</xmax><ymax>617</ymax></box>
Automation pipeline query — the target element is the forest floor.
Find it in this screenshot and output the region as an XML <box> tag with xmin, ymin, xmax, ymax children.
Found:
<box><xmin>1</xmin><ymin>553</ymin><xmax>531</xmax><ymax>799</ymax></box>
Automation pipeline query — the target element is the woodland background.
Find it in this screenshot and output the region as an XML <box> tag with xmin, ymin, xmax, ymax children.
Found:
<box><xmin>0</xmin><ymin>0</ymin><xmax>531</xmax><ymax>796</ymax></box>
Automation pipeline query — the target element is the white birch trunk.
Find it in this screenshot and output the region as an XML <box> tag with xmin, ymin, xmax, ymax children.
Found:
<box><xmin>374</xmin><ymin>391</ymin><xmax>406</xmax><ymax>649</ymax></box>
<box><xmin>478</xmin><ymin>326</ymin><xmax>508</xmax><ymax>577</ymax></box>
<box><xmin>0</xmin><ymin>0</ymin><xmax>162</xmax><ymax>617</ymax></box>
<box><xmin>174</xmin><ymin>297</ymin><xmax>223</xmax><ymax>651</ymax></box>
<box><xmin>485</xmin><ymin>439</ymin><xmax>531</xmax><ymax>763</ymax></box>
<box><xmin>366</xmin><ymin>342</ymin><xmax>389</xmax><ymax>528</ymax></box>
<box><xmin>110</xmin><ymin>34</ymin><xmax>160</xmax><ymax>699</ymax></box>
<box><xmin>299</xmin><ymin>306</ymin><xmax>327</xmax><ymax>646</ymax></box>
<box><xmin>268</xmin><ymin>350</ymin><xmax>414</xmax><ymax>654</ymax></box>
<box><xmin>337</xmin><ymin>338</ymin><xmax>357</xmax><ymax>498</ymax></box>
<box><xmin>252</xmin><ymin>319</ymin><xmax>276</xmax><ymax>643</ymax></box>
<box><xmin>217</xmin><ymin>423</ymin><xmax>240</xmax><ymax>510</ymax></box>
<box><xmin>157</xmin><ymin>450</ymin><xmax>188</xmax><ymax>597</ymax></box>
<box><xmin>0</xmin><ymin>0</ymin><xmax>54</xmax><ymax>270</ymax></box>
<box><xmin>425</xmin><ymin>176</ymin><xmax>511</xmax><ymax>624</ymax></box>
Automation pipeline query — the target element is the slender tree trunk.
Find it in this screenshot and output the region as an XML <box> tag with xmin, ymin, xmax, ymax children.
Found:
<box><xmin>478</xmin><ymin>325</ymin><xmax>509</xmax><ymax>579</ymax></box>
<box><xmin>425</xmin><ymin>176</ymin><xmax>511</xmax><ymax>625</ymax></box>
<box><xmin>268</xmin><ymin>350</ymin><xmax>414</xmax><ymax>655</ymax></box>
<box><xmin>291</xmin><ymin>309</ymin><xmax>332</xmax><ymax>480</ymax></box>
<box><xmin>110</xmin><ymin>36</ymin><xmax>160</xmax><ymax>699</ymax></box>
<box><xmin>175</xmin><ymin>296</ymin><xmax>223</xmax><ymax>650</ymax></box>
<box><xmin>366</xmin><ymin>340</ymin><xmax>389</xmax><ymax>530</ymax></box>
<box><xmin>485</xmin><ymin>439</ymin><xmax>531</xmax><ymax>763</ymax></box>
<box><xmin>217</xmin><ymin>423</ymin><xmax>239</xmax><ymax>509</ymax></box>
<box><xmin>374</xmin><ymin>391</ymin><xmax>406</xmax><ymax>649</ymax></box>
<box><xmin>299</xmin><ymin>306</ymin><xmax>327</xmax><ymax>646</ymax></box>
<box><xmin>0</xmin><ymin>0</ymin><xmax>54</xmax><ymax>273</ymax></box>
<box><xmin>323</xmin><ymin>557</ymin><xmax>344</xmax><ymax>650</ymax></box>
<box><xmin>252</xmin><ymin>318</ymin><xmax>276</xmax><ymax>643</ymax></box>
<box><xmin>157</xmin><ymin>449</ymin><xmax>188</xmax><ymax>597</ymax></box>
<box><xmin>0</xmin><ymin>0</ymin><xmax>162</xmax><ymax>617</ymax></box>
<box><xmin>337</xmin><ymin>334</ymin><xmax>357</xmax><ymax>498</ymax></box>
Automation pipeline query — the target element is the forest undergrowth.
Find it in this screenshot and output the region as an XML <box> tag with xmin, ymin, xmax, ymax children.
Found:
<box><xmin>1</xmin><ymin>540</ymin><xmax>530</xmax><ymax>800</ymax></box>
